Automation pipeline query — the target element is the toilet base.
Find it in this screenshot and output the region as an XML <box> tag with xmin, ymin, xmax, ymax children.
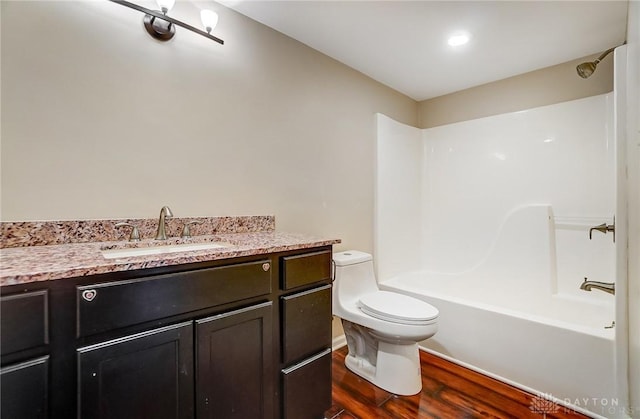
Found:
<box><xmin>344</xmin><ymin>340</ymin><xmax>422</xmax><ymax>396</ymax></box>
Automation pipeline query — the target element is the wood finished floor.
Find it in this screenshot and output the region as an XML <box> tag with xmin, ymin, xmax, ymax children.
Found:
<box><xmin>325</xmin><ymin>346</ymin><xmax>590</xmax><ymax>419</ymax></box>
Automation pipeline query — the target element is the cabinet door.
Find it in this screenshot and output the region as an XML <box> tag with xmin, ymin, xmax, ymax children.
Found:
<box><xmin>1</xmin><ymin>356</ymin><xmax>49</xmax><ymax>419</ymax></box>
<box><xmin>77</xmin><ymin>322</ymin><xmax>193</xmax><ymax>419</ymax></box>
<box><xmin>1</xmin><ymin>290</ymin><xmax>49</xmax><ymax>355</ymax></box>
<box><xmin>196</xmin><ymin>302</ymin><xmax>273</xmax><ymax>419</ymax></box>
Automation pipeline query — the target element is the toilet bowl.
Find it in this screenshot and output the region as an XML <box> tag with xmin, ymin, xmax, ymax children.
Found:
<box><xmin>333</xmin><ymin>250</ymin><xmax>439</xmax><ymax>396</ymax></box>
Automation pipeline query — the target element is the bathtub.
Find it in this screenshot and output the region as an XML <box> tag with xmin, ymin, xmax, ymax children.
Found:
<box><xmin>381</xmin><ymin>274</ymin><xmax>616</xmax><ymax>417</ymax></box>
<box><xmin>376</xmin><ymin>206</ymin><xmax>618</xmax><ymax>417</ymax></box>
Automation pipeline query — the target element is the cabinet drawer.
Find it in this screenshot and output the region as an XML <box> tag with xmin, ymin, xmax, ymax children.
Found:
<box><xmin>281</xmin><ymin>250</ymin><xmax>331</xmax><ymax>290</ymax></box>
<box><xmin>281</xmin><ymin>349</ymin><xmax>332</xmax><ymax>419</ymax></box>
<box><xmin>1</xmin><ymin>290</ymin><xmax>49</xmax><ymax>355</ymax></box>
<box><xmin>281</xmin><ymin>285</ymin><xmax>331</xmax><ymax>364</ymax></box>
<box><xmin>1</xmin><ymin>356</ymin><xmax>49</xmax><ymax>419</ymax></box>
<box><xmin>77</xmin><ymin>259</ymin><xmax>272</xmax><ymax>337</ymax></box>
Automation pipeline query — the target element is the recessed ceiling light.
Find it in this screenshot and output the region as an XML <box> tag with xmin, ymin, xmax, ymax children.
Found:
<box><xmin>448</xmin><ymin>33</ymin><xmax>470</xmax><ymax>47</ymax></box>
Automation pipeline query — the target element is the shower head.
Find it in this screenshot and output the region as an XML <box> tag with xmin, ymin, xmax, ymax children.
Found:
<box><xmin>576</xmin><ymin>47</ymin><xmax>616</xmax><ymax>79</ymax></box>
<box><xmin>576</xmin><ymin>61</ymin><xmax>598</xmax><ymax>78</ymax></box>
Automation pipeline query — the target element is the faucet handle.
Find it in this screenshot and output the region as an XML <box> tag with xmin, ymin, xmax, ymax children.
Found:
<box><xmin>181</xmin><ymin>220</ymin><xmax>204</xmax><ymax>238</ymax></box>
<box><xmin>588</xmin><ymin>216</ymin><xmax>616</xmax><ymax>242</ymax></box>
<box><xmin>115</xmin><ymin>222</ymin><xmax>141</xmax><ymax>242</ymax></box>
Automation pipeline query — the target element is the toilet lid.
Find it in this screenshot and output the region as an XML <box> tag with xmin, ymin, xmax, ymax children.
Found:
<box><xmin>358</xmin><ymin>291</ymin><xmax>439</xmax><ymax>325</ymax></box>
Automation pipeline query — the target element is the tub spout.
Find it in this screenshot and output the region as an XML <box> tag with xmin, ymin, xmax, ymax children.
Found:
<box><xmin>580</xmin><ymin>279</ymin><xmax>615</xmax><ymax>295</ymax></box>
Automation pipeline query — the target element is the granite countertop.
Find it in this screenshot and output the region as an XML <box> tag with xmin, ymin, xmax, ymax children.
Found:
<box><xmin>0</xmin><ymin>216</ymin><xmax>340</xmax><ymax>286</ymax></box>
<box><xmin>0</xmin><ymin>231</ymin><xmax>340</xmax><ymax>286</ymax></box>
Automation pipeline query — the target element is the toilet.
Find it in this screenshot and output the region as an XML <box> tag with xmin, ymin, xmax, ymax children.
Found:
<box><xmin>333</xmin><ymin>250</ymin><xmax>439</xmax><ymax>396</ymax></box>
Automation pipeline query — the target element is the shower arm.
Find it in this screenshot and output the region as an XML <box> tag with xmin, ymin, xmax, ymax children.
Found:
<box><xmin>593</xmin><ymin>47</ymin><xmax>616</xmax><ymax>64</ymax></box>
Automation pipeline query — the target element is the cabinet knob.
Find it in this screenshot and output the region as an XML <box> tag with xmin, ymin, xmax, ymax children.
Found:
<box><xmin>262</xmin><ymin>263</ymin><xmax>270</xmax><ymax>272</ymax></box>
<box><xmin>82</xmin><ymin>289</ymin><xmax>97</xmax><ymax>302</ymax></box>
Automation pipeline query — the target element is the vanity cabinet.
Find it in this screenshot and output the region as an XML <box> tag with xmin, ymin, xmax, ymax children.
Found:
<box><xmin>1</xmin><ymin>290</ymin><xmax>50</xmax><ymax>419</ymax></box>
<box><xmin>0</xmin><ymin>245</ymin><xmax>333</xmax><ymax>419</ymax></box>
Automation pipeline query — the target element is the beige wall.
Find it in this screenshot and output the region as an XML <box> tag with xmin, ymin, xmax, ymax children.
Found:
<box><xmin>0</xmin><ymin>0</ymin><xmax>417</xmax><ymax>262</ymax></box>
<box><xmin>418</xmin><ymin>53</ymin><xmax>613</xmax><ymax>128</ymax></box>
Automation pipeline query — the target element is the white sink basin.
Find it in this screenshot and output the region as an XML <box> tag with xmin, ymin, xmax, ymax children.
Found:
<box><xmin>101</xmin><ymin>242</ymin><xmax>231</xmax><ymax>259</ymax></box>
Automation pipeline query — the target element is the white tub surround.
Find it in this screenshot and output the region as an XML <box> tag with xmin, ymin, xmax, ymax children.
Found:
<box><xmin>375</xmin><ymin>91</ymin><xmax>626</xmax><ymax>418</ymax></box>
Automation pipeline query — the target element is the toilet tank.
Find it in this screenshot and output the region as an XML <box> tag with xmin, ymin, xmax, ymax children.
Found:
<box><xmin>333</xmin><ymin>251</ymin><xmax>380</xmax><ymax>306</ymax></box>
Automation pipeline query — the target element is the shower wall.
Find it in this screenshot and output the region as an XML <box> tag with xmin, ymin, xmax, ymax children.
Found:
<box><xmin>376</xmin><ymin>93</ymin><xmax>616</xmax><ymax>302</ymax></box>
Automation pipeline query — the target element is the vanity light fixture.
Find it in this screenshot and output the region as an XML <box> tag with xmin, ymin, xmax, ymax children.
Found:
<box><xmin>109</xmin><ymin>0</ymin><xmax>224</xmax><ymax>45</ymax></box>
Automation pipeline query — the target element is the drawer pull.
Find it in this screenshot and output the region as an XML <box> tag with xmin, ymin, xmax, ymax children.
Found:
<box><xmin>262</xmin><ymin>263</ymin><xmax>270</xmax><ymax>272</ymax></box>
<box><xmin>82</xmin><ymin>289</ymin><xmax>97</xmax><ymax>302</ymax></box>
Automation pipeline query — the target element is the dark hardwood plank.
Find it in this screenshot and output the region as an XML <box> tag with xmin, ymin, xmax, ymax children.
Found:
<box><xmin>331</xmin><ymin>348</ymin><xmax>395</xmax><ymax>407</ymax></box>
<box><xmin>384</xmin><ymin>393</ymin><xmax>474</xmax><ymax>419</ymax></box>
<box><xmin>423</xmin><ymin>361</ymin><xmax>536</xmax><ymax>417</ymax></box>
<box><xmin>327</xmin><ymin>346</ymin><xmax>590</xmax><ymax>419</ymax></box>
<box><xmin>421</xmin><ymin>351</ymin><xmax>534</xmax><ymax>407</ymax></box>
<box><xmin>439</xmin><ymin>387</ymin><xmax>523</xmax><ymax>418</ymax></box>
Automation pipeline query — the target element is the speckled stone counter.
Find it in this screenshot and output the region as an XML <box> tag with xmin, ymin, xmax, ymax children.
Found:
<box><xmin>1</xmin><ymin>215</ymin><xmax>276</xmax><ymax>248</ymax></box>
<box><xmin>0</xmin><ymin>216</ymin><xmax>340</xmax><ymax>286</ymax></box>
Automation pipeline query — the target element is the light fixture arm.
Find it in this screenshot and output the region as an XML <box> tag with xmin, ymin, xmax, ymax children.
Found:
<box><xmin>108</xmin><ymin>0</ymin><xmax>224</xmax><ymax>45</ymax></box>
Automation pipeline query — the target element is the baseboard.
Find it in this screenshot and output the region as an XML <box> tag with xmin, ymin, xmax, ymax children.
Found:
<box><xmin>332</xmin><ymin>334</ymin><xmax>347</xmax><ymax>350</ymax></box>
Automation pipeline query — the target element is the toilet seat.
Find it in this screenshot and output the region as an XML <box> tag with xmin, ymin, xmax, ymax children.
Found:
<box><xmin>358</xmin><ymin>291</ymin><xmax>439</xmax><ymax>325</ymax></box>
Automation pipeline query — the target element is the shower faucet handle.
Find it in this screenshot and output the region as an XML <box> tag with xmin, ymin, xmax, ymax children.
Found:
<box><xmin>588</xmin><ymin>216</ymin><xmax>615</xmax><ymax>242</ymax></box>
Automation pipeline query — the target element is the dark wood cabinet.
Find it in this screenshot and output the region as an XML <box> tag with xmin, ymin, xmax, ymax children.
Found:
<box><xmin>1</xmin><ymin>246</ymin><xmax>333</xmax><ymax>419</ymax></box>
<box><xmin>279</xmin><ymin>253</ymin><xmax>333</xmax><ymax>418</ymax></box>
<box><xmin>1</xmin><ymin>290</ymin><xmax>50</xmax><ymax>419</ymax></box>
<box><xmin>1</xmin><ymin>290</ymin><xmax>49</xmax><ymax>356</ymax></box>
<box><xmin>196</xmin><ymin>302</ymin><xmax>273</xmax><ymax>419</ymax></box>
<box><xmin>76</xmin><ymin>259</ymin><xmax>271</xmax><ymax>338</ymax></box>
<box><xmin>282</xmin><ymin>349</ymin><xmax>332</xmax><ymax>419</ymax></box>
<box><xmin>281</xmin><ymin>285</ymin><xmax>332</xmax><ymax>364</ymax></box>
<box><xmin>77</xmin><ymin>321</ymin><xmax>194</xmax><ymax>419</ymax></box>
<box><xmin>0</xmin><ymin>356</ymin><xmax>49</xmax><ymax>419</ymax></box>
<box><xmin>281</xmin><ymin>250</ymin><xmax>331</xmax><ymax>290</ymax></box>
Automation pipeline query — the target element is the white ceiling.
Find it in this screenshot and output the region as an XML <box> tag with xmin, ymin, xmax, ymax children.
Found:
<box><xmin>220</xmin><ymin>0</ymin><xmax>628</xmax><ymax>101</ymax></box>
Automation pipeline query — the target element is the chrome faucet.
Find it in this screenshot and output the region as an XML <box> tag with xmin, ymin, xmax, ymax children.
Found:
<box><xmin>155</xmin><ymin>206</ymin><xmax>174</xmax><ymax>240</ymax></box>
<box><xmin>580</xmin><ymin>278</ymin><xmax>615</xmax><ymax>295</ymax></box>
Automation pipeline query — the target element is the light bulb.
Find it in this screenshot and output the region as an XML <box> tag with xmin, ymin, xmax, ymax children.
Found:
<box><xmin>156</xmin><ymin>0</ymin><xmax>175</xmax><ymax>14</ymax></box>
<box><xmin>201</xmin><ymin>10</ymin><xmax>218</xmax><ymax>33</ymax></box>
<box><xmin>448</xmin><ymin>32</ymin><xmax>470</xmax><ymax>47</ymax></box>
